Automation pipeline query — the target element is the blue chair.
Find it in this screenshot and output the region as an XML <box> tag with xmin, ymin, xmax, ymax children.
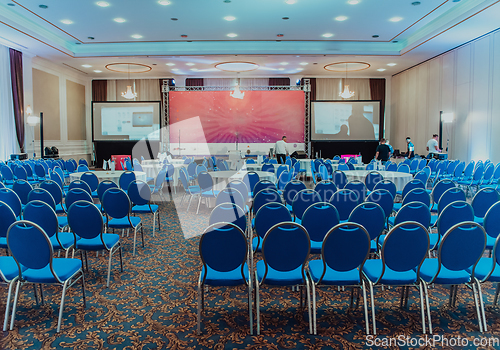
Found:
<box><xmin>215</xmin><ymin>188</ymin><xmax>245</xmax><ymax>213</ymax></box>
<box><xmin>365</xmin><ymin>189</ymin><xmax>394</xmax><ymax>222</ymax></box>
<box><xmin>0</xmin><ymin>253</ymin><xmax>20</xmax><ymax>331</ymax></box>
<box><xmin>196</xmin><ymin>172</ymin><xmax>219</xmax><ymax>214</ymax></box>
<box><xmin>198</xmin><ymin>222</ymin><xmax>252</xmax><ymax>334</ymax></box>
<box><xmin>149</xmin><ymin>168</ymin><xmax>167</xmax><ymax>201</ymax></box>
<box><xmin>276</xmin><ymin>165</ymin><xmax>288</xmax><ymax>183</ymax></box>
<box><xmin>0</xmin><ymin>200</ymin><xmax>17</xmax><ymax>252</ymax></box>
<box><xmin>13</xmin><ymin>166</ymin><xmax>37</xmax><ymax>185</ymax></box>
<box><xmin>0</xmin><ymin>188</ymin><xmax>22</xmax><ymax>218</ymax></box>
<box><xmin>396</xmin><ymin>179</ymin><xmax>425</xmax><ymax>202</ymax></box>
<box><xmin>365</xmin><ymin>171</ymin><xmax>383</xmax><ymax>192</ymax></box>
<box><xmin>435</xmin><ymin>201</ymin><xmax>474</xmax><ymax>250</ymax></box>
<box><xmin>329</xmin><ymin>189</ymin><xmax>360</xmax><ymax>221</ymax></box>
<box><xmin>226</xmin><ymin>180</ymin><xmax>250</xmax><ymax>208</ymax></box>
<box><xmin>119</xmin><ymin>171</ymin><xmax>136</xmax><ymax>190</ymax></box>
<box><xmin>0</xmin><ymin>165</ymin><xmax>15</xmax><ymax>185</ymax></box>
<box><xmin>458</xmin><ymin>164</ymin><xmax>484</xmax><ymax>197</ymax></box>
<box><xmin>253</xmin><ymin>180</ymin><xmax>277</xmax><ymax>195</ymax></box>
<box><xmin>128</xmin><ymin>180</ymin><xmax>160</xmax><ymax>237</ymax></box>
<box><xmin>314</xmin><ymin>180</ymin><xmax>338</xmax><ymax>202</ymax></box>
<box><xmin>430</xmin><ymin>179</ymin><xmax>456</xmax><ymax>212</ymax></box>
<box><xmin>27</xmin><ymin>188</ymin><xmax>68</xmax><ymax>230</ymax></box>
<box><xmin>242</xmin><ymin>171</ymin><xmax>260</xmax><ymax>198</ymax></box>
<box><xmin>246</xmin><ymin>158</ymin><xmax>256</xmax><ymax>164</ymax></box>
<box><xmin>77</xmin><ymin>164</ymin><xmax>89</xmax><ymax>172</ymax></box>
<box><xmin>420</xmin><ymin>222</ymin><xmax>487</xmax><ymax>333</ymax></box>
<box><xmin>97</xmin><ymin>180</ymin><xmax>119</xmax><ymax>204</ymax></box>
<box><xmin>269</xmin><ymin>159</ymin><xmax>278</xmax><ymax>165</ymax></box>
<box><xmin>349</xmin><ymin>202</ymin><xmax>386</xmax><ymax>252</ymax></box>
<box><xmin>277</xmin><ymin>170</ymin><xmax>293</xmax><ymax>192</ymax></box>
<box><xmin>50</xmin><ymin>171</ymin><xmax>67</xmax><ymax>194</ymax></box>
<box><xmin>283</xmin><ymin>180</ymin><xmax>307</xmax><ymax>212</ymax></box>
<box><xmin>291</xmin><ymin>189</ymin><xmax>322</xmax><ymax>223</ymax></box>
<box><xmin>436</xmin><ymin>187</ymin><xmax>466</xmax><ymax>215</ymax></box>
<box><xmin>483</xmin><ymin>202</ymin><xmax>500</xmax><ymax>250</ymax></box>
<box><xmin>373</xmin><ymin>179</ymin><xmax>397</xmax><ymax>200</ymax></box>
<box><xmin>386</xmin><ymin>201</ymin><xmax>431</xmax><ymax>245</ymax></box>
<box><xmin>102</xmin><ymin>188</ymin><xmax>143</xmax><ymax>257</ymax></box>
<box><xmin>386</xmin><ymin>162</ymin><xmax>398</xmax><ymax>171</ymax></box>
<box><xmin>338</xmin><ymin>163</ymin><xmax>349</xmax><ymax>171</ymax></box>
<box><xmin>332</xmin><ymin>170</ymin><xmax>348</xmax><ymax>189</ymax></box>
<box><xmin>67</xmin><ymin>200</ymin><xmax>123</xmax><ymax>288</ymax></box>
<box><xmin>179</xmin><ymin>169</ymin><xmax>200</xmax><ymax>212</ymax></box>
<box><xmin>252</xmin><ymin>189</ymin><xmax>282</xmax><ymax>216</ymax></box>
<box><xmin>80</xmin><ymin>171</ymin><xmax>99</xmax><ymax>198</ymax></box>
<box><xmin>209</xmin><ymin>203</ymin><xmax>247</xmax><ymax>234</ymax></box>
<box><xmin>196</xmin><ymin>164</ymin><xmax>207</xmax><ymax>177</ymax></box>
<box><xmin>7</xmin><ymin>220</ymin><xmax>85</xmax><ymax>333</ymax></box>
<box><xmin>344</xmin><ymin>180</ymin><xmax>367</xmax><ymax>202</ymax></box>
<box><xmin>471</xmin><ymin>188</ymin><xmax>500</xmax><ymax>225</ymax></box>
<box><xmin>307</xmin><ymin>222</ymin><xmax>371</xmax><ymax>335</ymax></box>
<box><xmin>164</xmin><ymin>164</ymin><xmax>176</xmax><ymax>194</ymax></box>
<box><xmin>301</xmin><ymin>202</ymin><xmax>339</xmax><ymax>254</ymax></box>
<box><xmin>414</xmin><ymin>170</ymin><xmax>429</xmax><ymax>187</ymax></box>
<box><xmin>397</xmin><ymin>163</ymin><xmax>410</xmax><ymax>173</ymax></box>
<box><xmin>262</xmin><ymin>164</ymin><xmax>274</xmax><ymax>173</ymax></box>
<box><xmin>362</xmin><ymin>222</ymin><xmax>430</xmax><ymax>335</ymax></box>
<box><xmin>12</xmin><ymin>179</ymin><xmax>33</xmax><ymax>206</ymax></box>
<box><xmin>68</xmin><ymin>180</ymin><xmax>92</xmax><ymax>196</ymax></box>
<box><xmin>64</xmin><ymin>160</ymin><xmax>75</xmax><ymax>174</ymax></box>
<box><xmin>252</xmin><ymin>202</ymin><xmax>292</xmax><ymax>252</ymax></box>
<box><xmin>255</xmin><ymin>222</ymin><xmax>312</xmax><ymax>334</ymax></box>
<box><xmin>78</xmin><ymin>158</ymin><xmax>89</xmax><ymax>167</ymax></box>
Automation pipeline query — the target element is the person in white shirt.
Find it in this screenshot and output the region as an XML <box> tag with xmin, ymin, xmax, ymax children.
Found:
<box><xmin>274</xmin><ymin>136</ymin><xmax>288</xmax><ymax>164</ymax></box>
<box><xmin>426</xmin><ymin>134</ymin><xmax>441</xmax><ymax>159</ymax></box>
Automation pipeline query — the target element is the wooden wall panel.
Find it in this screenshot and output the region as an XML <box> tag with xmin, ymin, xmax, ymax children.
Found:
<box><xmin>66</xmin><ymin>80</ymin><xmax>86</xmax><ymax>140</ymax></box>
<box><xmin>32</xmin><ymin>68</ymin><xmax>60</xmax><ymax>140</ymax></box>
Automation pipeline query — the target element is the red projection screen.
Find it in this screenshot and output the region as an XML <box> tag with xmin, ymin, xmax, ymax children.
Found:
<box><xmin>169</xmin><ymin>90</ymin><xmax>305</xmax><ymax>153</ymax></box>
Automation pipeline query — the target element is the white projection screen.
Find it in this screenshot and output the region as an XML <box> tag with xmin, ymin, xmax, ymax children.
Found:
<box><xmin>92</xmin><ymin>101</ymin><xmax>161</xmax><ymax>141</ymax></box>
<box><xmin>311</xmin><ymin>100</ymin><xmax>381</xmax><ymax>141</ymax></box>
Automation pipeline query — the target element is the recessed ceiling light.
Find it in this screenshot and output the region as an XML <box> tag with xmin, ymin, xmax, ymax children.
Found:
<box><xmin>278</xmin><ymin>68</ymin><xmax>285</xmax><ymax>71</ymax></box>
<box><xmin>186</xmin><ymin>63</ymin><xmax>195</xmax><ymax>66</ymax></box>
<box><xmin>322</xmin><ymin>33</ymin><xmax>334</xmax><ymax>38</ymax></box>
<box><xmin>280</xmin><ymin>62</ymin><xmax>289</xmax><ymax>65</ymax></box>
<box><xmin>335</xmin><ymin>16</ymin><xmax>348</xmax><ymax>21</ymax></box>
<box><xmin>166</xmin><ymin>63</ymin><xmax>175</xmax><ymax>66</ymax></box>
<box><xmin>297</xmin><ymin>68</ymin><xmax>304</xmax><ymax>71</ymax></box>
<box><xmin>227</xmin><ymin>33</ymin><xmax>238</xmax><ymax>38</ymax></box>
<box><xmin>158</xmin><ymin>0</ymin><xmax>171</xmax><ymax>5</ymax></box>
<box><xmin>131</xmin><ymin>34</ymin><xmax>143</xmax><ymax>39</ymax></box>
<box><xmin>299</xmin><ymin>62</ymin><xmax>308</xmax><ymax>65</ymax></box>
<box><xmin>94</xmin><ymin>70</ymin><xmax>102</xmax><ymax>73</ymax></box>
<box><xmin>113</xmin><ymin>18</ymin><xmax>126</xmax><ymax>23</ymax></box>
<box><xmin>88</xmin><ymin>36</ymin><xmax>95</xmax><ymax>40</ymax></box>
<box><xmin>180</xmin><ymin>34</ymin><xmax>188</xmax><ymax>38</ymax></box>
<box><xmin>372</xmin><ymin>35</ymin><xmax>379</xmax><ymax>38</ymax></box>
<box><xmin>285</xmin><ymin>0</ymin><xmax>297</xmax><ymax>4</ymax></box>
<box><xmin>224</xmin><ymin>16</ymin><xmax>236</xmax><ymax>21</ymax></box>
<box><xmin>387</xmin><ymin>63</ymin><xmax>397</xmax><ymax>66</ymax></box>
<box><xmin>389</xmin><ymin>17</ymin><xmax>403</xmax><ymax>22</ymax></box>
<box><xmin>39</xmin><ymin>4</ymin><xmax>48</xmax><ymax>9</ymax></box>
<box><xmin>171</xmin><ymin>18</ymin><xmax>178</xmax><ymax>21</ymax></box>
<box><xmin>61</xmin><ymin>19</ymin><xmax>73</xmax><ymax>25</ymax></box>
<box><xmin>377</xmin><ymin>68</ymin><xmax>386</xmax><ymax>71</ymax></box>
<box><xmin>190</xmin><ymin>68</ymin><xmax>198</xmax><ymax>71</ymax></box>
<box><xmin>412</xmin><ymin>1</ymin><xmax>421</xmax><ymax>5</ymax></box>
<box><xmin>96</xmin><ymin>1</ymin><xmax>110</xmax><ymax>7</ymax></box>
<box><xmin>171</xmin><ymin>69</ymin><xmax>179</xmax><ymax>71</ymax></box>
<box><xmin>347</xmin><ymin>0</ymin><xmax>359</xmax><ymax>4</ymax></box>
<box><xmin>82</xmin><ymin>64</ymin><xmax>92</xmax><ymax>68</ymax></box>
<box><xmin>282</xmin><ymin>17</ymin><xmax>289</xmax><ymax>20</ymax></box>
<box><xmin>7</xmin><ymin>3</ymin><xmax>15</xmax><ymax>6</ymax></box>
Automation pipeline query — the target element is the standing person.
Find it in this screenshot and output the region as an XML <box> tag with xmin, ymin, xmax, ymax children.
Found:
<box><xmin>375</xmin><ymin>139</ymin><xmax>391</xmax><ymax>164</ymax></box>
<box><xmin>406</xmin><ymin>137</ymin><xmax>415</xmax><ymax>159</ymax></box>
<box><xmin>426</xmin><ymin>134</ymin><xmax>441</xmax><ymax>158</ymax></box>
<box><xmin>386</xmin><ymin>140</ymin><xmax>394</xmax><ymax>158</ymax></box>
<box><xmin>274</xmin><ymin>136</ymin><xmax>288</xmax><ymax>164</ymax></box>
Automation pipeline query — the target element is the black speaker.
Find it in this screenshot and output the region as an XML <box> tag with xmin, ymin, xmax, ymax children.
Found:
<box><xmin>44</xmin><ymin>147</ymin><xmax>53</xmax><ymax>156</ymax></box>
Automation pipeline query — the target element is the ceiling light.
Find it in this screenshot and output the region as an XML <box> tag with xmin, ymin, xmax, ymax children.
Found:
<box><xmin>113</xmin><ymin>18</ymin><xmax>126</xmax><ymax>23</ymax></box>
<box><xmin>335</xmin><ymin>16</ymin><xmax>348</xmax><ymax>21</ymax></box>
<box><xmin>171</xmin><ymin>18</ymin><xmax>178</xmax><ymax>21</ymax></box>
<box><xmin>372</xmin><ymin>35</ymin><xmax>379</xmax><ymax>38</ymax></box>
<box><xmin>322</xmin><ymin>33</ymin><xmax>334</xmax><ymax>38</ymax></box>
<box><xmin>186</xmin><ymin>63</ymin><xmax>195</xmax><ymax>66</ymax></box>
<box><xmin>166</xmin><ymin>63</ymin><xmax>175</xmax><ymax>66</ymax></box>
<box><xmin>285</xmin><ymin>0</ymin><xmax>297</xmax><ymax>4</ymax></box>
<box><xmin>158</xmin><ymin>0</ymin><xmax>171</xmax><ymax>5</ymax></box>
<box><xmin>278</xmin><ymin>68</ymin><xmax>285</xmax><ymax>71</ymax></box>
<box><xmin>224</xmin><ymin>16</ymin><xmax>236</xmax><ymax>21</ymax></box>
<box><xmin>347</xmin><ymin>0</ymin><xmax>359</xmax><ymax>4</ymax></box>
<box><xmin>82</xmin><ymin>64</ymin><xmax>92</xmax><ymax>68</ymax></box>
<box><xmin>282</xmin><ymin>17</ymin><xmax>289</xmax><ymax>20</ymax></box>
<box><xmin>412</xmin><ymin>1</ymin><xmax>421</xmax><ymax>5</ymax></box>
<box><xmin>131</xmin><ymin>34</ymin><xmax>143</xmax><ymax>39</ymax></box>
<box><xmin>39</xmin><ymin>5</ymin><xmax>48</xmax><ymax>9</ymax></box>
<box><xmin>387</xmin><ymin>63</ymin><xmax>397</xmax><ymax>66</ymax></box>
<box><xmin>171</xmin><ymin>69</ymin><xmax>179</xmax><ymax>71</ymax></box>
<box><xmin>88</xmin><ymin>37</ymin><xmax>95</xmax><ymax>40</ymax></box>
<box><xmin>96</xmin><ymin>1</ymin><xmax>110</xmax><ymax>7</ymax></box>
<box><xmin>389</xmin><ymin>17</ymin><xmax>403</xmax><ymax>22</ymax></box>
<box><xmin>94</xmin><ymin>70</ymin><xmax>102</xmax><ymax>73</ymax></box>
<box><xmin>377</xmin><ymin>68</ymin><xmax>386</xmax><ymax>71</ymax></box>
<box><xmin>296</xmin><ymin>68</ymin><xmax>304</xmax><ymax>71</ymax></box>
<box><xmin>7</xmin><ymin>3</ymin><xmax>15</xmax><ymax>6</ymax></box>
<box><xmin>280</xmin><ymin>62</ymin><xmax>289</xmax><ymax>65</ymax></box>
<box><xmin>121</xmin><ymin>64</ymin><xmax>137</xmax><ymax>99</ymax></box>
<box><xmin>190</xmin><ymin>68</ymin><xmax>198</xmax><ymax>71</ymax></box>
<box><xmin>339</xmin><ymin>63</ymin><xmax>355</xmax><ymax>99</ymax></box>
<box><xmin>227</xmin><ymin>33</ymin><xmax>238</xmax><ymax>38</ymax></box>
<box><xmin>61</xmin><ymin>19</ymin><xmax>73</xmax><ymax>25</ymax></box>
<box><xmin>299</xmin><ymin>62</ymin><xmax>308</xmax><ymax>65</ymax></box>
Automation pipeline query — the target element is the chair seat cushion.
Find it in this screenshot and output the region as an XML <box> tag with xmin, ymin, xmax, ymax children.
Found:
<box><xmin>0</xmin><ymin>237</ymin><xmax>7</xmax><ymax>249</ymax></box>
<box><xmin>201</xmin><ymin>190</ymin><xmax>220</xmax><ymax>198</ymax></box>
<box><xmin>108</xmin><ymin>216</ymin><xmax>141</xmax><ymax>229</ymax></box>
<box><xmin>55</xmin><ymin>203</ymin><xmax>65</xmax><ymax>214</ymax></box>
<box><xmin>132</xmin><ymin>204</ymin><xmax>159</xmax><ymax>214</ymax></box>
<box><xmin>428</xmin><ymin>233</ymin><xmax>439</xmax><ymax>249</ymax></box>
<box><xmin>0</xmin><ymin>256</ymin><xmax>22</xmax><ymax>281</ymax></box>
<box><xmin>50</xmin><ymin>232</ymin><xmax>76</xmax><ymax>250</ymax></box>
<box><xmin>77</xmin><ymin>234</ymin><xmax>120</xmax><ymax>250</ymax></box>
<box><xmin>200</xmin><ymin>263</ymin><xmax>249</xmax><ymax>286</ymax></box>
<box><xmin>23</xmin><ymin>258</ymin><xmax>82</xmax><ymax>283</ymax></box>
<box><xmin>363</xmin><ymin>259</ymin><xmax>418</xmax><ymax>285</ymax></box>
<box><xmin>430</xmin><ymin>215</ymin><xmax>438</xmax><ymax>226</ymax></box>
<box><xmin>419</xmin><ymin>259</ymin><xmax>471</xmax><ymax>284</ymax></box>
<box><xmin>486</xmin><ymin>235</ymin><xmax>497</xmax><ymax>249</ymax></box>
<box><xmin>310</xmin><ymin>240</ymin><xmax>323</xmax><ymax>254</ymax></box>
<box><xmin>58</xmin><ymin>216</ymin><xmax>68</xmax><ymax>228</ymax></box>
<box><xmin>430</xmin><ymin>203</ymin><xmax>438</xmax><ymax>213</ymax></box>
<box><xmin>474</xmin><ymin>216</ymin><xmax>484</xmax><ymax>225</ymax></box>
<box><xmin>392</xmin><ymin>203</ymin><xmax>402</xmax><ymax>212</ymax></box>
<box><xmin>256</xmin><ymin>260</ymin><xmax>304</xmax><ymax>285</ymax></box>
<box><xmin>469</xmin><ymin>258</ymin><xmax>500</xmax><ymax>281</ymax></box>
<box><xmin>309</xmin><ymin>259</ymin><xmax>360</xmax><ymax>285</ymax></box>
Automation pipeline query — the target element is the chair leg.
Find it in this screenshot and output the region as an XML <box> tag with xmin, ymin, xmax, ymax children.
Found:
<box><xmin>305</xmin><ymin>277</ymin><xmax>313</xmax><ymax>335</ymax></box>
<box><xmin>361</xmin><ymin>280</ymin><xmax>370</xmax><ymax>335</ymax></box>
<box><xmin>248</xmin><ymin>277</ymin><xmax>254</xmax><ymax>335</ymax></box>
<box><xmin>187</xmin><ymin>195</ymin><xmax>193</xmax><ymax>212</ymax></box>
<box><xmin>418</xmin><ymin>282</ymin><xmax>426</xmax><ymax>334</ymax></box>
<box><xmin>311</xmin><ymin>279</ymin><xmax>317</xmax><ymax>335</ymax></box>
<box><xmin>197</xmin><ymin>277</ymin><xmax>202</xmax><ymax>335</ymax></box>
<box><xmin>57</xmin><ymin>280</ymin><xmax>70</xmax><ymax>333</ymax></box>
<box><xmin>368</xmin><ymin>281</ymin><xmax>376</xmax><ymax>335</ymax></box>
<box><xmin>196</xmin><ymin>196</ymin><xmax>202</xmax><ymax>214</ymax></box>
<box><xmin>255</xmin><ymin>271</ymin><xmax>261</xmax><ymax>335</ymax></box>
<box><xmin>132</xmin><ymin>227</ymin><xmax>137</xmax><ymax>257</ymax></box>
<box><xmin>423</xmin><ymin>282</ymin><xmax>433</xmax><ymax>334</ymax></box>
<box><xmin>471</xmin><ymin>282</ymin><xmax>483</xmax><ymax>333</ymax></box>
<box><xmin>494</xmin><ymin>283</ymin><xmax>500</xmax><ymax>305</ymax></box>
<box><xmin>476</xmin><ymin>279</ymin><xmax>487</xmax><ymax>332</ymax></box>
<box><xmin>81</xmin><ymin>271</ymin><xmax>86</xmax><ymax>307</ymax></box>
<box><xmin>3</xmin><ymin>281</ymin><xmax>15</xmax><ymax>331</ymax></box>
<box><xmin>10</xmin><ymin>281</ymin><xmax>21</xmax><ymax>330</ymax></box>
<box><xmin>107</xmin><ymin>248</ymin><xmax>114</xmax><ymax>288</ymax></box>
<box><xmin>152</xmin><ymin>213</ymin><xmax>156</xmax><ymax>237</ymax></box>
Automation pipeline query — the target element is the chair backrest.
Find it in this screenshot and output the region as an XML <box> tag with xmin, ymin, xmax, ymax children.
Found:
<box><xmin>196</xmin><ymin>164</ymin><xmax>208</xmax><ymax>176</ymax></box>
<box><xmin>462</xmin><ymin>161</ymin><xmax>475</xmax><ymax>178</ymax></box>
<box><xmin>260</xmin><ymin>222</ymin><xmax>310</xmax><ymax>282</ymax></box>
<box><xmin>226</xmin><ymin>180</ymin><xmax>249</xmax><ymax>204</ymax></box>
<box><xmin>301</xmin><ymin>202</ymin><xmax>339</xmax><ymax>243</ymax></box>
<box><xmin>79</xmin><ymin>158</ymin><xmax>89</xmax><ymax>166</ymax></box>
<box><xmin>77</xmin><ymin>164</ymin><xmax>89</xmax><ymax>172</ymax></box>
<box><xmin>373</xmin><ymin>179</ymin><xmax>397</xmax><ymax>199</ymax></box>
<box><xmin>452</xmin><ymin>162</ymin><xmax>465</xmax><ymax>178</ymax></box>
<box><xmin>198</xmin><ymin>172</ymin><xmax>215</xmax><ymax>192</ymax></box>
<box><xmin>215</xmin><ymin>188</ymin><xmax>245</xmax><ymax>210</ymax></box>
<box><xmin>27</xmin><ymin>188</ymin><xmax>56</xmax><ymax>210</ymax></box>
<box><xmin>187</xmin><ymin>162</ymin><xmax>197</xmax><ymax>177</ymax></box>
<box><xmin>283</xmin><ymin>180</ymin><xmax>307</xmax><ymax>207</ymax></box>
<box><xmin>13</xmin><ymin>165</ymin><xmax>28</xmax><ymax>180</ymax></box>
<box><xmin>338</xmin><ymin>163</ymin><xmax>349</xmax><ymax>171</ymax></box>
<box><xmin>314</xmin><ymin>181</ymin><xmax>338</xmax><ymax>202</ymax></box>
<box><xmin>209</xmin><ymin>203</ymin><xmax>246</xmax><ymax>233</ymax></box>
<box><xmin>0</xmin><ymin>188</ymin><xmax>22</xmax><ymax>217</ymax></box>
<box><xmin>246</xmin><ymin>158</ymin><xmax>256</xmax><ymax>164</ymax></box>
<box><xmin>481</xmin><ymin>164</ymin><xmax>495</xmax><ymax>183</ymax></box>
<box><xmin>125</xmin><ymin>159</ymin><xmax>133</xmax><ymax>171</ymax></box>
<box><xmin>471</xmin><ymin>164</ymin><xmax>485</xmax><ymax>181</ymax></box>
<box><xmin>262</xmin><ymin>164</ymin><xmax>275</xmax><ymax>173</ymax></box>
<box><xmin>365</xmin><ymin>189</ymin><xmax>394</xmax><ymax>219</ymax></box>
<box><xmin>254</xmin><ymin>202</ymin><xmax>292</xmax><ymax>239</ymax></box>
<box><xmin>328</xmin><ymin>189</ymin><xmax>360</xmax><ymax>221</ymax></box>
<box><xmin>119</xmin><ymin>171</ymin><xmax>136</xmax><ymax>190</ymax></box>
<box><xmin>397</xmin><ymin>163</ymin><xmax>410</xmax><ymax>173</ymax></box>
<box><xmin>49</xmin><ymin>171</ymin><xmax>64</xmax><ymax>190</ymax></box>
<box><xmin>437</xmin><ymin>201</ymin><xmax>474</xmax><ymax>237</ymax></box>
<box><xmin>53</xmin><ymin>166</ymin><xmax>65</xmax><ymax>184</ymax></box>
<box><xmin>242</xmin><ymin>171</ymin><xmax>260</xmax><ymax>195</ymax></box>
<box><xmin>365</xmin><ymin>171</ymin><xmax>384</xmax><ymax>191</ymax></box>
<box><xmin>386</xmin><ymin>163</ymin><xmax>398</xmax><ymax>171</ymax></box>
<box><xmin>402</xmin><ymin>188</ymin><xmax>431</xmax><ymax>208</ymax></box>
<box><xmin>97</xmin><ymin>180</ymin><xmax>119</xmax><ymax>203</ymax></box>
<box><xmin>1</xmin><ymin>165</ymin><xmax>14</xmax><ymax>181</ymax></box>
<box><xmin>418</xmin><ymin>159</ymin><xmax>427</xmax><ymax>171</ymax></box>
<box><xmin>67</xmin><ymin>200</ymin><xmax>104</xmax><ymax>240</ymax></box>
<box><xmin>179</xmin><ymin>168</ymin><xmax>190</xmax><ymax>191</ymax></box>
<box><xmin>65</xmin><ymin>188</ymin><xmax>93</xmax><ymax>209</ymax></box>
<box><xmin>80</xmin><ymin>171</ymin><xmax>99</xmax><ymax>192</ymax></box>
<box><xmin>68</xmin><ymin>179</ymin><xmax>92</xmax><ymax>195</ymax></box>
<box><xmin>349</xmin><ymin>202</ymin><xmax>386</xmax><ymax>241</ymax></box>
<box><xmin>438</xmin><ymin>222</ymin><xmax>485</xmax><ymax>274</ymax></box>
<box><xmin>437</xmin><ymin>187</ymin><xmax>466</xmax><ymax>214</ymax></box>
<box><xmin>317</xmin><ymin>164</ymin><xmax>328</xmax><ymax>181</ymax></box>
<box><xmin>483</xmin><ymin>201</ymin><xmax>500</xmax><ymax>239</ymax></box>
<box><xmin>252</xmin><ymin>189</ymin><xmax>282</xmax><ymax>214</ymax></box>
<box><xmin>253</xmin><ymin>180</ymin><xmax>277</xmax><ymax>195</ymax></box>
<box><xmin>332</xmin><ymin>170</ymin><xmax>348</xmax><ymax>189</ymax></box>
<box><xmin>102</xmin><ymin>188</ymin><xmax>131</xmax><ymax>219</ymax></box>
<box><xmin>65</xmin><ymin>160</ymin><xmax>75</xmax><ymax>173</ymax></box>
<box><xmin>379</xmin><ymin>222</ymin><xmax>429</xmax><ymax>276</ymax></box>
<box><xmin>319</xmin><ymin>223</ymin><xmax>370</xmax><ymax>280</ymax></box>
<box><xmin>291</xmin><ymin>189</ymin><xmax>322</xmax><ymax>220</ymax></box>
<box><xmin>431</xmin><ymin>179</ymin><xmax>456</xmax><ymax>205</ymax></box>
<box><xmin>199</xmin><ymin>223</ymin><xmax>247</xmax><ymax>282</ymax></box>
<box><xmin>365</xmin><ymin>163</ymin><xmax>375</xmax><ymax>171</ymax></box>
<box><xmin>414</xmin><ymin>171</ymin><xmax>428</xmax><ymax>185</ymax></box>
<box><xmin>401</xmin><ymin>179</ymin><xmax>425</xmax><ymax>199</ymax></box>
<box><xmin>471</xmin><ymin>187</ymin><xmax>500</xmax><ymax>219</ymax></box>
<box><xmin>22</xmin><ymin>200</ymin><xmax>59</xmax><ymax>239</ymax></box>
<box><xmin>277</xmin><ymin>170</ymin><xmax>293</xmax><ymax>190</ymax></box>
<box><xmin>394</xmin><ymin>201</ymin><xmax>431</xmax><ymax>228</ymax></box>
<box><xmin>165</xmin><ymin>164</ymin><xmax>175</xmax><ymax>179</ymax></box>
<box><xmin>409</xmin><ymin>159</ymin><xmax>419</xmax><ymax>171</ymax></box>
<box><xmin>0</xmin><ymin>200</ymin><xmax>17</xmax><ymax>239</ymax></box>
<box><xmin>12</xmin><ymin>179</ymin><xmax>33</xmax><ymax>205</ymax></box>
<box><xmin>127</xmin><ymin>180</ymin><xmax>151</xmax><ymax>206</ymax></box>
<box><xmin>276</xmin><ymin>165</ymin><xmax>287</xmax><ymax>181</ymax></box>
<box><xmin>344</xmin><ymin>180</ymin><xmax>367</xmax><ymax>201</ymax></box>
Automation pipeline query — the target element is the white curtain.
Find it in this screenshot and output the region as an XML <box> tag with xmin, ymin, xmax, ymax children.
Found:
<box><xmin>135</xmin><ymin>79</ymin><xmax>161</xmax><ymax>101</ymax></box>
<box><xmin>204</xmin><ymin>78</ymin><xmax>236</xmax><ymax>88</ymax></box>
<box><xmin>341</xmin><ymin>78</ymin><xmax>371</xmax><ymax>100</ymax></box>
<box><xmin>240</xmin><ymin>78</ymin><xmax>268</xmax><ymax>87</ymax></box>
<box><xmin>316</xmin><ymin>78</ymin><xmax>371</xmax><ymax>100</ymax></box>
<box><xmin>0</xmin><ymin>45</ymin><xmax>19</xmax><ymax>160</ymax></box>
<box><xmin>107</xmin><ymin>79</ymin><xmax>116</xmax><ymax>101</ymax></box>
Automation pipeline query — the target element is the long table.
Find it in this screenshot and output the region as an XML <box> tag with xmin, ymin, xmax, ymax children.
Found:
<box><xmin>343</xmin><ymin>170</ymin><xmax>413</xmax><ymax>191</ymax></box>
<box><xmin>69</xmin><ymin>170</ymin><xmax>147</xmax><ymax>185</ymax></box>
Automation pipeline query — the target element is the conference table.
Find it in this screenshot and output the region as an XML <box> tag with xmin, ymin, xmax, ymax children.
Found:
<box><xmin>69</xmin><ymin>170</ymin><xmax>147</xmax><ymax>185</ymax></box>
<box><xmin>141</xmin><ymin>163</ymin><xmax>185</xmax><ymax>187</ymax></box>
<box><xmin>208</xmin><ymin>170</ymin><xmax>276</xmax><ymax>190</ymax></box>
<box><xmin>343</xmin><ymin>170</ymin><xmax>413</xmax><ymax>191</ymax></box>
<box><xmin>142</xmin><ymin>159</ymin><xmax>186</xmax><ymax>166</ymax></box>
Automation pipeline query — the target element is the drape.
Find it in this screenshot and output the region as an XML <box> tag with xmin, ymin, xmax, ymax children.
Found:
<box><xmin>240</xmin><ymin>78</ymin><xmax>269</xmax><ymax>88</ymax></box>
<box><xmin>9</xmin><ymin>48</ymin><xmax>24</xmax><ymax>152</ymax></box>
<box><xmin>107</xmin><ymin>80</ymin><xmax>117</xmax><ymax>101</ymax></box>
<box><xmin>0</xmin><ymin>45</ymin><xmax>19</xmax><ymax>160</ymax></box>
<box><xmin>342</xmin><ymin>78</ymin><xmax>371</xmax><ymax>100</ymax></box>
<box><xmin>316</xmin><ymin>78</ymin><xmax>342</xmax><ymax>100</ymax></box>
<box><xmin>92</xmin><ymin>80</ymin><xmax>107</xmax><ymax>101</ymax></box>
<box><xmin>370</xmin><ymin>78</ymin><xmax>386</xmax><ymax>136</ymax></box>
<box><xmin>269</xmin><ymin>77</ymin><xmax>290</xmax><ymax>89</ymax></box>
<box><xmin>186</xmin><ymin>78</ymin><xmax>204</xmax><ymax>90</ymax></box>
<box><xmin>204</xmin><ymin>78</ymin><xmax>236</xmax><ymax>88</ymax></box>
<box><xmin>135</xmin><ymin>79</ymin><xmax>161</xmax><ymax>101</ymax></box>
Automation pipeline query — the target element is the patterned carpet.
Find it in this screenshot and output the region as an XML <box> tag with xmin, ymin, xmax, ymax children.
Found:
<box><xmin>2</xmin><ymin>192</ymin><xmax>500</xmax><ymax>349</ymax></box>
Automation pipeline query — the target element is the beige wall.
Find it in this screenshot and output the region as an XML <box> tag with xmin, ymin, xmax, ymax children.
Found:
<box><xmin>33</xmin><ymin>68</ymin><xmax>60</xmax><ymax>140</ymax></box>
<box><xmin>66</xmin><ymin>80</ymin><xmax>86</xmax><ymax>140</ymax></box>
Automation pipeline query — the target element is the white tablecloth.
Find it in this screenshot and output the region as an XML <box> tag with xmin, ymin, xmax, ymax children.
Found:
<box><xmin>141</xmin><ymin>164</ymin><xmax>185</xmax><ymax>186</ymax></box>
<box><xmin>343</xmin><ymin>170</ymin><xmax>413</xmax><ymax>191</ymax></box>
<box><xmin>69</xmin><ymin>171</ymin><xmax>147</xmax><ymax>185</ymax></box>
<box><xmin>208</xmin><ymin>170</ymin><xmax>276</xmax><ymax>190</ymax></box>
<box><xmin>142</xmin><ymin>159</ymin><xmax>186</xmax><ymax>166</ymax></box>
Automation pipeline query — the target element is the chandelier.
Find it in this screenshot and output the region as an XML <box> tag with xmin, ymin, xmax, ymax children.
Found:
<box><xmin>339</xmin><ymin>63</ymin><xmax>355</xmax><ymax>99</ymax></box>
<box><xmin>121</xmin><ymin>64</ymin><xmax>137</xmax><ymax>99</ymax></box>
